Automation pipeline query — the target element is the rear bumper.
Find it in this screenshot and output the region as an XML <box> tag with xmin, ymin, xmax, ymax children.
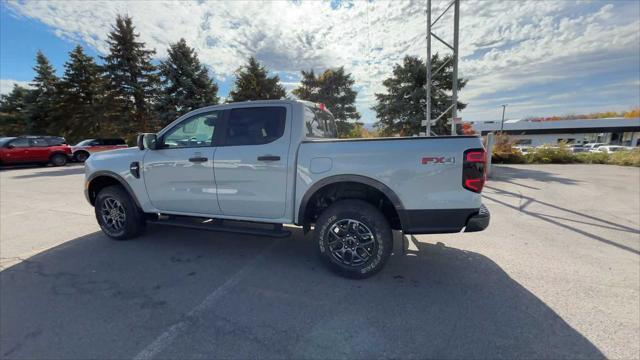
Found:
<box><xmin>464</xmin><ymin>205</ymin><xmax>490</xmax><ymax>232</ymax></box>
<box><xmin>399</xmin><ymin>205</ymin><xmax>490</xmax><ymax>234</ymax></box>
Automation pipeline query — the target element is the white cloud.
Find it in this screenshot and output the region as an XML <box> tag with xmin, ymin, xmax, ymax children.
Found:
<box><xmin>0</xmin><ymin>79</ymin><xmax>32</xmax><ymax>94</ymax></box>
<box><xmin>4</xmin><ymin>0</ymin><xmax>640</xmax><ymax>122</ymax></box>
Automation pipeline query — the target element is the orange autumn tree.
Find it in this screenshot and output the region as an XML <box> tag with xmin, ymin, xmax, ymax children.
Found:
<box><xmin>461</xmin><ymin>122</ymin><xmax>476</xmax><ymax>135</ymax></box>
<box><xmin>624</xmin><ymin>108</ymin><xmax>640</xmax><ymax>118</ymax></box>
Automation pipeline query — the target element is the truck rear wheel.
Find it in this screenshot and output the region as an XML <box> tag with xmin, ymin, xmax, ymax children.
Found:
<box><xmin>95</xmin><ymin>185</ymin><xmax>145</xmax><ymax>240</ymax></box>
<box><xmin>315</xmin><ymin>199</ymin><xmax>392</xmax><ymax>278</ymax></box>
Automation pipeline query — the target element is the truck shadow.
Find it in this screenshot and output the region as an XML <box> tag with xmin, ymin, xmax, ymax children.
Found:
<box><xmin>9</xmin><ymin>165</ymin><xmax>85</xmax><ymax>178</ymax></box>
<box><xmin>0</xmin><ymin>227</ymin><xmax>604</xmax><ymax>359</ymax></box>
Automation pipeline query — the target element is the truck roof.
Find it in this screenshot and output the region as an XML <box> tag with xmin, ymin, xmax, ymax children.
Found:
<box><xmin>219</xmin><ymin>99</ymin><xmax>315</xmax><ymax>107</ymax></box>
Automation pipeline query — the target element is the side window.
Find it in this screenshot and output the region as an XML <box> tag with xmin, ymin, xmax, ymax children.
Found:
<box><xmin>304</xmin><ymin>106</ymin><xmax>338</xmax><ymax>138</ymax></box>
<box><xmin>30</xmin><ymin>138</ymin><xmax>50</xmax><ymax>147</ymax></box>
<box><xmin>46</xmin><ymin>137</ymin><xmax>66</xmax><ymax>145</ymax></box>
<box><xmin>162</xmin><ymin>111</ymin><xmax>219</xmax><ymax>148</ymax></box>
<box><xmin>90</xmin><ymin>140</ymin><xmax>101</xmax><ymax>146</ymax></box>
<box><xmin>9</xmin><ymin>138</ymin><xmax>30</xmax><ymax>148</ymax></box>
<box><xmin>304</xmin><ymin>107</ymin><xmax>326</xmax><ymax>137</ymax></box>
<box><xmin>226</xmin><ymin>107</ymin><xmax>286</xmax><ymax>146</ymax></box>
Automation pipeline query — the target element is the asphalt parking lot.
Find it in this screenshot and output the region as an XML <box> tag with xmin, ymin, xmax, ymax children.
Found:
<box><xmin>1</xmin><ymin>163</ymin><xmax>638</xmax><ymax>359</ymax></box>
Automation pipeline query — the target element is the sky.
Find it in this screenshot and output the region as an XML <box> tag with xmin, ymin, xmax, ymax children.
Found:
<box><xmin>1</xmin><ymin>0</ymin><xmax>639</xmax><ymax>124</ymax></box>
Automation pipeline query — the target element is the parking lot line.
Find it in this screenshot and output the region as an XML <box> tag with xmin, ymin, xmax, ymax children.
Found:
<box><xmin>134</xmin><ymin>238</ymin><xmax>282</xmax><ymax>360</ymax></box>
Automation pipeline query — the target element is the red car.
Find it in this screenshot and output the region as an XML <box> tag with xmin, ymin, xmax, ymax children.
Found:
<box><xmin>0</xmin><ymin>136</ymin><xmax>72</xmax><ymax>166</ymax></box>
<box><xmin>71</xmin><ymin>138</ymin><xmax>128</xmax><ymax>162</ymax></box>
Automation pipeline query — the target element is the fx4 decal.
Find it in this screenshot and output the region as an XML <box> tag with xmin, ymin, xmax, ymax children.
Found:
<box><xmin>421</xmin><ymin>156</ymin><xmax>455</xmax><ymax>165</ymax></box>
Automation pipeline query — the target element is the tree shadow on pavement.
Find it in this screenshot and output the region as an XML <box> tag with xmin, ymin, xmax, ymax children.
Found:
<box><xmin>0</xmin><ymin>227</ymin><xmax>604</xmax><ymax>359</ymax></box>
<box><xmin>484</xmin><ymin>185</ymin><xmax>640</xmax><ymax>255</ymax></box>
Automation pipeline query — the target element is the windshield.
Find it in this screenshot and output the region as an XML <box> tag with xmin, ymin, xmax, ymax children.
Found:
<box><xmin>75</xmin><ymin>139</ymin><xmax>95</xmax><ymax>146</ymax></box>
<box><xmin>0</xmin><ymin>137</ymin><xmax>16</xmax><ymax>146</ymax></box>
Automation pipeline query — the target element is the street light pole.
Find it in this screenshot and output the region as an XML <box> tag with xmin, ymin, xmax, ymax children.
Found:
<box><xmin>425</xmin><ymin>0</ymin><xmax>432</xmax><ymax>137</ymax></box>
<box><xmin>500</xmin><ymin>104</ymin><xmax>507</xmax><ymax>132</ymax></box>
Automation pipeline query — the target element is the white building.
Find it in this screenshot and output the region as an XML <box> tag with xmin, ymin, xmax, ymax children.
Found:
<box><xmin>467</xmin><ymin>117</ymin><xmax>640</xmax><ymax>147</ymax></box>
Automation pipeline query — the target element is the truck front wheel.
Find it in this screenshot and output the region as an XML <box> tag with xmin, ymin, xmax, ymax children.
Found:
<box><xmin>95</xmin><ymin>185</ymin><xmax>145</xmax><ymax>240</ymax></box>
<box><xmin>315</xmin><ymin>199</ymin><xmax>393</xmax><ymax>278</ymax></box>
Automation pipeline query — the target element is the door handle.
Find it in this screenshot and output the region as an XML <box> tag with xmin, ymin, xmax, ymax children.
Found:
<box><xmin>257</xmin><ymin>155</ymin><xmax>280</xmax><ymax>161</ymax></box>
<box><xmin>188</xmin><ymin>156</ymin><xmax>208</xmax><ymax>163</ymax></box>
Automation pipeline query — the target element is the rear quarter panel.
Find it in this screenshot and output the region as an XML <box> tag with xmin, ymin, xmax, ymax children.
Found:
<box><xmin>295</xmin><ymin>137</ymin><xmax>484</xmax><ymax>220</ymax></box>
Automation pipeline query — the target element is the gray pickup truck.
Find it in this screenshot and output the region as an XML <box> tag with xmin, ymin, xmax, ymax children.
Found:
<box><xmin>84</xmin><ymin>99</ymin><xmax>489</xmax><ymax>278</ymax></box>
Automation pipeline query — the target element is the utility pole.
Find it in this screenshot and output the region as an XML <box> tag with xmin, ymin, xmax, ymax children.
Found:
<box><xmin>500</xmin><ymin>104</ymin><xmax>507</xmax><ymax>132</ymax></box>
<box><xmin>423</xmin><ymin>0</ymin><xmax>460</xmax><ymax>136</ymax></box>
<box><xmin>450</xmin><ymin>0</ymin><xmax>460</xmax><ymax>136</ymax></box>
<box><xmin>425</xmin><ymin>0</ymin><xmax>432</xmax><ymax>137</ymax></box>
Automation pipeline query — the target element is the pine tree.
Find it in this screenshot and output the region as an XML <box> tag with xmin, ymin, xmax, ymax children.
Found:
<box><xmin>157</xmin><ymin>38</ymin><xmax>219</xmax><ymax>126</ymax></box>
<box><xmin>102</xmin><ymin>15</ymin><xmax>159</xmax><ymax>135</ymax></box>
<box><xmin>56</xmin><ymin>45</ymin><xmax>105</xmax><ymax>142</ymax></box>
<box><xmin>0</xmin><ymin>85</ymin><xmax>31</xmax><ymax>135</ymax></box>
<box><xmin>229</xmin><ymin>57</ymin><xmax>286</xmax><ymax>102</ymax></box>
<box><xmin>292</xmin><ymin>67</ymin><xmax>360</xmax><ymax>136</ymax></box>
<box><xmin>27</xmin><ymin>51</ymin><xmax>59</xmax><ymax>134</ymax></box>
<box><xmin>372</xmin><ymin>54</ymin><xmax>467</xmax><ymax>136</ymax></box>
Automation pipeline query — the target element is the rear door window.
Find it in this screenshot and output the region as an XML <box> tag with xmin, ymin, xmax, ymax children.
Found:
<box><xmin>225</xmin><ymin>107</ymin><xmax>286</xmax><ymax>146</ymax></box>
<box><xmin>30</xmin><ymin>138</ymin><xmax>50</xmax><ymax>147</ymax></box>
<box><xmin>45</xmin><ymin>137</ymin><xmax>66</xmax><ymax>146</ymax></box>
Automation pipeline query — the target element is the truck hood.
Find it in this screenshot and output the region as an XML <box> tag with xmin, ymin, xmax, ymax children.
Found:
<box><xmin>85</xmin><ymin>147</ymin><xmax>144</xmax><ymax>168</ymax></box>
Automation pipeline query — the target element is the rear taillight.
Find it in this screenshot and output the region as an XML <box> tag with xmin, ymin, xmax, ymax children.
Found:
<box><xmin>462</xmin><ymin>149</ymin><xmax>486</xmax><ymax>193</ymax></box>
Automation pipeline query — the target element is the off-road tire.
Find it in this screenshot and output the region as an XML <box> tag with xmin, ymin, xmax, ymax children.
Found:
<box><xmin>95</xmin><ymin>185</ymin><xmax>145</xmax><ymax>240</ymax></box>
<box><xmin>315</xmin><ymin>199</ymin><xmax>393</xmax><ymax>278</ymax></box>
<box><xmin>50</xmin><ymin>153</ymin><xmax>67</xmax><ymax>166</ymax></box>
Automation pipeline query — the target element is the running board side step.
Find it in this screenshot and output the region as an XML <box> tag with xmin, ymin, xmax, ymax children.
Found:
<box><xmin>147</xmin><ymin>216</ymin><xmax>291</xmax><ymax>238</ymax></box>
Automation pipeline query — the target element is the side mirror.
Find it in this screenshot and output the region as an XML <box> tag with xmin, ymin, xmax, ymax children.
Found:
<box><xmin>137</xmin><ymin>133</ymin><xmax>158</xmax><ymax>150</ymax></box>
<box><xmin>136</xmin><ymin>134</ymin><xmax>145</xmax><ymax>150</ymax></box>
<box><xmin>6</xmin><ymin>144</ymin><xmax>15</xmax><ymax>149</ymax></box>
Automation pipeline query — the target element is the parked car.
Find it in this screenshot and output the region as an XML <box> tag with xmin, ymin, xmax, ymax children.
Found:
<box><xmin>515</xmin><ymin>146</ymin><xmax>532</xmax><ymax>154</ymax></box>
<box><xmin>71</xmin><ymin>138</ymin><xmax>128</xmax><ymax>162</ymax></box>
<box><xmin>568</xmin><ymin>144</ymin><xmax>586</xmax><ymax>153</ymax></box>
<box><xmin>591</xmin><ymin>145</ymin><xmax>632</xmax><ymax>153</ymax></box>
<box><xmin>583</xmin><ymin>143</ymin><xmax>607</xmax><ymax>151</ymax></box>
<box><xmin>0</xmin><ymin>136</ymin><xmax>72</xmax><ymax>166</ymax></box>
<box><xmin>84</xmin><ymin>100</ymin><xmax>490</xmax><ymax>278</ymax></box>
